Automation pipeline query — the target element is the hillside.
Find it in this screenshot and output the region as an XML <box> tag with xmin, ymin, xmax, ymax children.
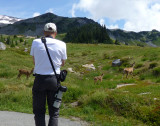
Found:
<box><xmin>107</xmin><ymin>29</ymin><xmax>160</xmax><ymax>46</ymax></box>
<box><xmin>0</xmin><ymin>36</ymin><xmax>160</xmax><ymax>125</ymax></box>
<box><xmin>0</xmin><ymin>13</ymin><xmax>160</xmax><ymax>46</ymax></box>
<box><xmin>0</xmin><ymin>13</ymin><xmax>97</xmax><ymax>36</ymax></box>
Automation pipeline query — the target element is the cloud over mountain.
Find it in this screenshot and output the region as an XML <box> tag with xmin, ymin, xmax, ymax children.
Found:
<box><xmin>72</xmin><ymin>0</ymin><xmax>160</xmax><ymax>32</ymax></box>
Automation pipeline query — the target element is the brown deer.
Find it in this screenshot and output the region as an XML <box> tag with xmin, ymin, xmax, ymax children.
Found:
<box><xmin>94</xmin><ymin>73</ymin><xmax>104</xmax><ymax>84</ymax></box>
<box><xmin>123</xmin><ymin>62</ymin><xmax>135</xmax><ymax>78</ymax></box>
<box><xmin>17</xmin><ymin>68</ymin><xmax>34</xmax><ymax>79</ymax></box>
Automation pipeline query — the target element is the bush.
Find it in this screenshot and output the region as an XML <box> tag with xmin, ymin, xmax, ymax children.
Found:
<box><xmin>135</xmin><ymin>63</ymin><xmax>144</xmax><ymax>69</ymax></box>
<box><xmin>120</xmin><ymin>58</ymin><xmax>130</xmax><ymax>67</ymax></box>
<box><xmin>102</xmin><ymin>53</ymin><xmax>110</xmax><ymax>60</ymax></box>
<box><xmin>153</xmin><ymin>67</ymin><xmax>160</xmax><ymax>76</ymax></box>
<box><xmin>149</xmin><ymin>106</ymin><xmax>160</xmax><ymax>125</ymax></box>
<box><xmin>82</xmin><ymin>52</ymin><xmax>88</xmax><ymax>56</ymax></box>
<box><xmin>63</xmin><ymin>87</ymin><xmax>83</xmax><ymax>103</ymax></box>
<box><xmin>149</xmin><ymin>62</ymin><xmax>158</xmax><ymax>69</ymax></box>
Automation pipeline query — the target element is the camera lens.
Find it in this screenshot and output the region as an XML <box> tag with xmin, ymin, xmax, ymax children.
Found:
<box><xmin>59</xmin><ymin>86</ymin><xmax>67</xmax><ymax>92</ymax></box>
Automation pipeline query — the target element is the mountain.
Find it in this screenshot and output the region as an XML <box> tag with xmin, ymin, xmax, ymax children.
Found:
<box><xmin>106</xmin><ymin>29</ymin><xmax>160</xmax><ymax>46</ymax></box>
<box><xmin>0</xmin><ymin>13</ymin><xmax>98</xmax><ymax>36</ymax></box>
<box><xmin>0</xmin><ymin>15</ymin><xmax>22</xmax><ymax>27</ymax></box>
<box><xmin>0</xmin><ymin>13</ymin><xmax>160</xmax><ymax>46</ymax></box>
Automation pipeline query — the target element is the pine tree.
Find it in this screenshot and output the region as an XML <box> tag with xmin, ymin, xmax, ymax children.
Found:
<box><xmin>20</xmin><ymin>38</ymin><xmax>24</xmax><ymax>43</ymax></box>
<box><xmin>63</xmin><ymin>24</ymin><xmax>113</xmax><ymax>44</ymax></box>
<box><xmin>115</xmin><ymin>39</ymin><xmax>120</xmax><ymax>45</ymax></box>
<box><xmin>6</xmin><ymin>36</ymin><xmax>11</xmax><ymax>45</ymax></box>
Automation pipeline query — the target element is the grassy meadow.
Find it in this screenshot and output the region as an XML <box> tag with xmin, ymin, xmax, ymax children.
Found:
<box><xmin>0</xmin><ymin>35</ymin><xmax>160</xmax><ymax>126</ymax></box>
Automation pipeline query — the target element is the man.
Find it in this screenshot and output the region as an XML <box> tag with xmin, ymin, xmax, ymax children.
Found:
<box><xmin>30</xmin><ymin>22</ymin><xmax>67</xmax><ymax>126</ymax></box>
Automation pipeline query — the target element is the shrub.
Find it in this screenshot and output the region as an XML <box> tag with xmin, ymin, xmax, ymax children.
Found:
<box><xmin>149</xmin><ymin>106</ymin><xmax>160</xmax><ymax>125</ymax></box>
<box><xmin>63</xmin><ymin>87</ymin><xmax>83</xmax><ymax>103</ymax></box>
<box><xmin>102</xmin><ymin>65</ymin><xmax>110</xmax><ymax>70</ymax></box>
<box><xmin>102</xmin><ymin>53</ymin><xmax>110</xmax><ymax>60</ymax></box>
<box><xmin>139</xmin><ymin>75</ymin><xmax>145</xmax><ymax>80</ymax></box>
<box><xmin>153</xmin><ymin>67</ymin><xmax>160</xmax><ymax>76</ymax></box>
<box><xmin>135</xmin><ymin>63</ymin><xmax>144</xmax><ymax>69</ymax></box>
<box><xmin>142</xmin><ymin>57</ymin><xmax>148</xmax><ymax>61</ymax></box>
<box><xmin>121</xmin><ymin>58</ymin><xmax>130</xmax><ymax>66</ymax></box>
<box><xmin>0</xmin><ymin>82</ymin><xmax>5</xmax><ymax>92</ymax></box>
<box><xmin>149</xmin><ymin>62</ymin><xmax>158</xmax><ymax>69</ymax></box>
<box><xmin>82</xmin><ymin>52</ymin><xmax>88</xmax><ymax>56</ymax></box>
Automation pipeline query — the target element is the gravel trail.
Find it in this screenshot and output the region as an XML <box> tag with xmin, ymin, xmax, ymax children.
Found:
<box><xmin>0</xmin><ymin>111</ymin><xmax>88</xmax><ymax>126</ymax></box>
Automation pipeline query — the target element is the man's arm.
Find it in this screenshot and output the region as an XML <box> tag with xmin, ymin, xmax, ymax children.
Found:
<box><xmin>32</xmin><ymin>56</ymin><xmax>35</xmax><ymax>65</ymax></box>
<box><xmin>61</xmin><ymin>59</ymin><xmax>65</xmax><ymax>66</ymax></box>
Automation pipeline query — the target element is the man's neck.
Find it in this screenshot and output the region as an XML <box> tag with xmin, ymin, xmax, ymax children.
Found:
<box><xmin>45</xmin><ymin>35</ymin><xmax>54</xmax><ymax>38</ymax></box>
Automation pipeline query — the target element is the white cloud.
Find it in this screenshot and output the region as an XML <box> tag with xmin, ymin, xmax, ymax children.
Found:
<box><xmin>107</xmin><ymin>24</ymin><xmax>119</xmax><ymax>29</ymax></box>
<box><xmin>72</xmin><ymin>0</ymin><xmax>160</xmax><ymax>32</ymax></box>
<box><xmin>71</xmin><ymin>4</ymin><xmax>76</xmax><ymax>17</ymax></box>
<box><xmin>99</xmin><ymin>19</ymin><xmax>105</xmax><ymax>26</ymax></box>
<box><xmin>33</xmin><ymin>12</ymin><xmax>40</xmax><ymax>17</ymax></box>
<box><xmin>45</xmin><ymin>8</ymin><xmax>54</xmax><ymax>13</ymax></box>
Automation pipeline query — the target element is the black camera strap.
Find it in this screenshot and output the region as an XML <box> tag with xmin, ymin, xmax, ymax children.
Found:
<box><xmin>41</xmin><ymin>37</ymin><xmax>59</xmax><ymax>81</ymax></box>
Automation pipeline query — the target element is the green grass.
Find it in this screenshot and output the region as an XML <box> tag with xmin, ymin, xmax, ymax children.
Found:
<box><xmin>0</xmin><ymin>36</ymin><xmax>160</xmax><ymax>125</ymax></box>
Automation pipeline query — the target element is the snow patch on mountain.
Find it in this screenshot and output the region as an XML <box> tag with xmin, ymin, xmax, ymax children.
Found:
<box><xmin>0</xmin><ymin>15</ymin><xmax>22</xmax><ymax>26</ymax></box>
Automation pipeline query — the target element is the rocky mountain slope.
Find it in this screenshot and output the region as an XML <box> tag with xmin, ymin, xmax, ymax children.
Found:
<box><xmin>0</xmin><ymin>13</ymin><xmax>97</xmax><ymax>36</ymax></box>
<box><xmin>0</xmin><ymin>15</ymin><xmax>22</xmax><ymax>27</ymax></box>
<box><xmin>107</xmin><ymin>29</ymin><xmax>160</xmax><ymax>46</ymax></box>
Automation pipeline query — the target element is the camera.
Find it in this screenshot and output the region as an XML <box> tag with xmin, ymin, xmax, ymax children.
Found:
<box><xmin>53</xmin><ymin>86</ymin><xmax>67</xmax><ymax>109</ymax></box>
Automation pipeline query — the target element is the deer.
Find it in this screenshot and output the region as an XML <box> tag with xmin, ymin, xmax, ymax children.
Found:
<box><xmin>17</xmin><ymin>68</ymin><xmax>34</xmax><ymax>79</ymax></box>
<box><xmin>94</xmin><ymin>73</ymin><xmax>104</xmax><ymax>84</ymax></box>
<box><xmin>123</xmin><ymin>62</ymin><xmax>135</xmax><ymax>78</ymax></box>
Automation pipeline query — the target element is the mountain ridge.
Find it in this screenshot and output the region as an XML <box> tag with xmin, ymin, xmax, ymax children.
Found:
<box><xmin>0</xmin><ymin>13</ymin><xmax>160</xmax><ymax>46</ymax></box>
<box><xmin>0</xmin><ymin>13</ymin><xmax>97</xmax><ymax>36</ymax></box>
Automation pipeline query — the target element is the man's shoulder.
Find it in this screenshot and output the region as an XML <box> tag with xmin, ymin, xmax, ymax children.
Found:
<box><xmin>54</xmin><ymin>39</ymin><xmax>66</xmax><ymax>45</ymax></box>
<box><xmin>33</xmin><ymin>38</ymin><xmax>41</xmax><ymax>42</ymax></box>
<box><xmin>32</xmin><ymin>38</ymin><xmax>42</xmax><ymax>45</ymax></box>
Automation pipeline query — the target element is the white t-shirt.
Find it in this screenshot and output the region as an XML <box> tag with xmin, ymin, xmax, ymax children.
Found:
<box><xmin>30</xmin><ymin>37</ymin><xmax>67</xmax><ymax>75</ymax></box>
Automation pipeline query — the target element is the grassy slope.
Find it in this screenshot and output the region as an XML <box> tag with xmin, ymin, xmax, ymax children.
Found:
<box><xmin>0</xmin><ymin>39</ymin><xmax>160</xmax><ymax>125</ymax></box>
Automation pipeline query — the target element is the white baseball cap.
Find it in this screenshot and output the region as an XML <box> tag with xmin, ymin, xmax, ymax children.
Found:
<box><xmin>44</xmin><ymin>23</ymin><xmax>57</xmax><ymax>32</ymax></box>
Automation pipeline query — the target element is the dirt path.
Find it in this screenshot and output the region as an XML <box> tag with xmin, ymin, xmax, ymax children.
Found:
<box><xmin>0</xmin><ymin>111</ymin><xmax>88</xmax><ymax>126</ymax></box>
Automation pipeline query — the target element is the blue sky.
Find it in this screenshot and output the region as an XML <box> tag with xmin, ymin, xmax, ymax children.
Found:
<box><xmin>1</xmin><ymin>0</ymin><xmax>160</xmax><ymax>32</ymax></box>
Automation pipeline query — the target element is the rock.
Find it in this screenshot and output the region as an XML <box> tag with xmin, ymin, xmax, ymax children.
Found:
<box><xmin>112</xmin><ymin>59</ymin><xmax>122</xmax><ymax>67</ymax></box>
<box><xmin>82</xmin><ymin>64</ymin><xmax>95</xmax><ymax>70</ymax></box>
<box><xmin>138</xmin><ymin>92</ymin><xmax>151</xmax><ymax>95</ymax></box>
<box><xmin>0</xmin><ymin>42</ymin><xmax>6</xmax><ymax>50</ymax></box>
<box><xmin>68</xmin><ymin>68</ymin><xmax>75</xmax><ymax>73</ymax></box>
<box><xmin>154</xmin><ymin>98</ymin><xmax>158</xmax><ymax>100</ymax></box>
<box><xmin>24</xmin><ymin>48</ymin><xmax>28</xmax><ymax>52</ymax></box>
<box><xmin>71</xmin><ymin>101</ymin><xmax>78</xmax><ymax>107</ymax></box>
<box><xmin>116</xmin><ymin>84</ymin><xmax>136</xmax><ymax>88</ymax></box>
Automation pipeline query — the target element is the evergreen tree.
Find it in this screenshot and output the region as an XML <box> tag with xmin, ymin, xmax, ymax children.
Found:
<box><xmin>64</xmin><ymin>24</ymin><xmax>113</xmax><ymax>44</ymax></box>
<box><xmin>125</xmin><ymin>42</ymin><xmax>128</xmax><ymax>45</ymax></box>
<box><xmin>0</xmin><ymin>35</ymin><xmax>4</xmax><ymax>42</ymax></box>
<box><xmin>15</xmin><ymin>40</ymin><xmax>18</xmax><ymax>46</ymax></box>
<box><xmin>6</xmin><ymin>36</ymin><xmax>11</xmax><ymax>45</ymax></box>
<box><xmin>13</xmin><ymin>35</ymin><xmax>17</xmax><ymax>39</ymax></box>
<box><xmin>115</xmin><ymin>39</ymin><xmax>120</xmax><ymax>45</ymax></box>
<box><xmin>10</xmin><ymin>40</ymin><xmax>15</xmax><ymax>47</ymax></box>
<box><xmin>20</xmin><ymin>38</ymin><xmax>24</xmax><ymax>43</ymax></box>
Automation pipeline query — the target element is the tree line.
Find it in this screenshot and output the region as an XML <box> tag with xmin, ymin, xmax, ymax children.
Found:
<box><xmin>0</xmin><ymin>35</ymin><xmax>30</xmax><ymax>47</ymax></box>
<box><xmin>63</xmin><ymin>24</ymin><xmax>113</xmax><ymax>44</ymax></box>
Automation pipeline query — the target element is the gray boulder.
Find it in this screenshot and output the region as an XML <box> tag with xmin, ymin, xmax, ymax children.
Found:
<box><xmin>112</xmin><ymin>59</ymin><xmax>122</xmax><ymax>67</ymax></box>
<box><xmin>0</xmin><ymin>42</ymin><xmax>6</xmax><ymax>50</ymax></box>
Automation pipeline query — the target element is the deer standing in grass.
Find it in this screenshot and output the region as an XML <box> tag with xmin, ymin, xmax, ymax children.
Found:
<box><xmin>94</xmin><ymin>73</ymin><xmax>104</xmax><ymax>84</ymax></box>
<box><xmin>123</xmin><ymin>62</ymin><xmax>135</xmax><ymax>78</ymax></box>
<box><xmin>17</xmin><ymin>68</ymin><xmax>34</xmax><ymax>79</ymax></box>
